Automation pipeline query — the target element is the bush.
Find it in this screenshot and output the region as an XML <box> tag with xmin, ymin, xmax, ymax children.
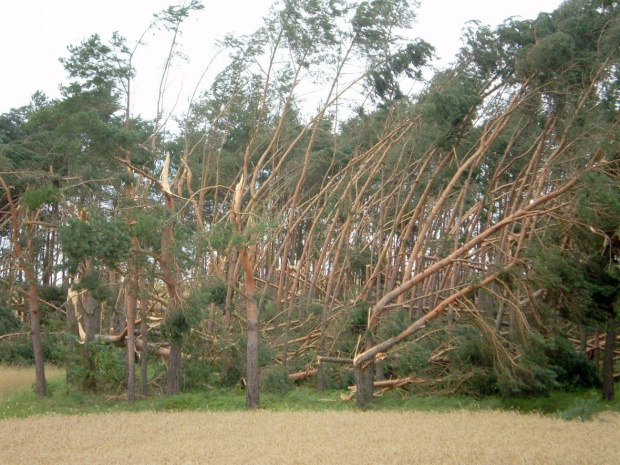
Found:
<box><xmin>518</xmin><ymin>333</ymin><xmax>600</xmax><ymax>393</ymax></box>
<box><xmin>73</xmin><ymin>339</ymin><xmax>125</xmax><ymax>393</ymax></box>
<box><xmin>181</xmin><ymin>359</ymin><xmax>218</xmax><ymax>391</ymax></box>
<box><xmin>390</xmin><ymin>343</ymin><xmax>432</xmax><ymax>378</ymax></box>
<box><xmin>453</xmin><ymin>329</ymin><xmax>600</xmax><ymax>398</ymax></box>
<box><xmin>0</xmin><ymin>306</ymin><xmax>22</xmax><ymax>335</ymax></box>
<box><xmin>260</xmin><ymin>365</ymin><xmax>294</xmax><ymax>394</ymax></box>
<box><xmin>318</xmin><ymin>363</ymin><xmax>355</xmax><ymax>390</ymax></box>
<box><xmin>0</xmin><ymin>330</ymin><xmax>65</xmax><ymax>366</ymax></box>
<box><xmin>557</xmin><ymin>393</ymin><xmax>599</xmax><ymax>421</ymax></box>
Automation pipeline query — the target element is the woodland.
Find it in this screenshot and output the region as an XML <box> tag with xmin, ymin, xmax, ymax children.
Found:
<box><xmin>0</xmin><ymin>0</ymin><xmax>619</xmax><ymax>411</ymax></box>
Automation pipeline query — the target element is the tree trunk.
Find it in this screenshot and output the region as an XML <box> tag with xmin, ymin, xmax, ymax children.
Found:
<box><xmin>594</xmin><ymin>329</ymin><xmax>601</xmax><ymax>369</ymax></box>
<box><xmin>208</xmin><ymin>302</ymin><xmax>216</xmax><ymax>334</ymax></box>
<box><xmin>65</xmin><ymin>288</ymin><xmax>80</xmax><ymax>387</ymax></box>
<box><xmin>125</xmin><ymin>273</ymin><xmax>137</xmax><ymax>402</ymax></box>
<box><xmin>602</xmin><ymin>318</ymin><xmax>617</xmax><ymax>402</ymax></box>
<box><xmin>82</xmin><ymin>288</ymin><xmax>100</xmax><ymax>392</ymax></box>
<box><xmin>579</xmin><ymin>326</ymin><xmax>588</xmax><ymax>355</ymax></box>
<box><xmin>139</xmin><ymin>286</ymin><xmax>149</xmax><ymax>396</ymax></box>
<box><xmin>166</xmin><ymin>339</ymin><xmax>182</xmax><ymax>396</ymax></box>
<box><xmin>354</xmin><ymin>362</ymin><xmax>374</xmax><ymax>410</ymax></box>
<box><xmin>28</xmin><ymin>284</ymin><xmax>47</xmax><ymax>397</ymax></box>
<box><xmin>246</xmin><ymin>307</ymin><xmax>260</xmax><ymax>409</ymax></box>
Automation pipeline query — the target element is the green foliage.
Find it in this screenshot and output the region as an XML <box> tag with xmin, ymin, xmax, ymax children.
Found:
<box><xmin>260</xmin><ymin>365</ymin><xmax>294</xmax><ymax>394</ymax></box>
<box><xmin>319</xmin><ymin>363</ymin><xmax>355</xmax><ymax>390</ymax></box>
<box><xmin>557</xmin><ymin>392</ymin><xmax>599</xmax><ymax>421</ymax></box>
<box><xmin>200</xmin><ymin>279</ymin><xmax>228</xmax><ymax>306</ymax></box>
<box><xmin>59</xmin><ymin>214</ymin><xmax>131</xmax><ymax>273</ymax></box>
<box><xmin>89</xmin><ymin>340</ymin><xmax>125</xmax><ymax>393</ymax></box>
<box><xmin>576</xmin><ymin>171</ymin><xmax>620</xmax><ymax>236</ymax></box>
<box><xmin>131</xmin><ymin>210</ymin><xmax>164</xmax><ymax>251</ymax></box>
<box><xmin>349</xmin><ymin>249</ymin><xmax>371</xmax><ymax>277</ymax></box>
<box><xmin>390</xmin><ymin>343</ymin><xmax>432</xmax><ymax>379</ymax></box>
<box><xmin>37</xmin><ymin>286</ymin><xmax>68</xmax><ymax>327</ymax></box>
<box><xmin>0</xmin><ymin>306</ymin><xmax>21</xmax><ymax>336</ymax></box>
<box><xmin>425</xmin><ymin>73</ymin><xmax>483</xmax><ymax>146</ymax></box>
<box><xmin>217</xmin><ymin>345</ymin><xmax>244</xmax><ymax>388</ymax></box>
<box><xmin>72</xmin><ymin>270</ymin><xmax>113</xmax><ymax>304</ymax></box>
<box><xmin>60</xmin><ymin>33</ymin><xmax>133</xmax><ymax>101</ymax></box>
<box><xmin>369</xmin><ymin>41</ymin><xmax>434</xmax><ymax>102</ymax></box>
<box><xmin>278</xmin><ymin>0</ymin><xmax>345</xmax><ymax>56</ymax></box>
<box><xmin>527</xmin><ymin>169</ymin><xmax>620</xmax><ymax>328</ymax></box>
<box><xmin>0</xmin><ymin>331</ymin><xmax>65</xmax><ymax>366</ymax></box>
<box><xmin>519</xmin><ymin>333</ymin><xmax>600</xmax><ymax>392</ymax></box>
<box><xmin>451</xmin><ymin>328</ymin><xmax>599</xmax><ymax>398</ymax></box>
<box><xmin>181</xmin><ymin>359</ymin><xmax>218</xmax><ymax>391</ymax></box>
<box><xmin>1</xmin><ymin>373</ymin><xmax>618</xmax><ymax>419</ymax></box>
<box><xmin>163</xmin><ymin>282</ymin><xmax>223</xmax><ymax>345</ymax></box>
<box><xmin>163</xmin><ymin>310</ymin><xmax>191</xmax><ymax>342</ymax></box>
<box><xmin>376</xmin><ymin>309</ymin><xmax>410</xmax><ymax>341</ymax></box>
<box><xmin>348</xmin><ymin>300</ymin><xmax>370</xmax><ymax>335</ymax></box>
<box><xmin>208</xmin><ymin>221</ymin><xmax>234</xmax><ymax>252</ymax></box>
<box><xmin>22</xmin><ymin>184</ymin><xmax>60</xmax><ymax>210</ymax></box>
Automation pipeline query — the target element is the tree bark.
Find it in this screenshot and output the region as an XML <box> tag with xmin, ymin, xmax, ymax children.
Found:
<box><xmin>602</xmin><ymin>318</ymin><xmax>617</xmax><ymax>401</ymax></box>
<box><xmin>139</xmin><ymin>277</ymin><xmax>149</xmax><ymax>396</ymax></box>
<box><xmin>354</xmin><ymin>363</ymin><xmax>374</xmax><ymax>409</ymax></box>
<box><xmin>246</xmin><ymin>307</ymin><xmax>260</xmax><ymax>408</ymax></box>
<box><xmin>166</xmin><ymin>339</ymin><xmax>182</xmax><ymax>396</ymax></box>
<box><xmin>125</xmin><ymin>273</ymin><xmax>137</xmax><ymax>402</ymax></box>
<box><xmin>28</xmin><ymin>283</ymin><xmax>46</xmax><ymax>397</ymax></box>
<box><xmin>82</xmin><ymin>288</ymin><xmax>100</xmax><ymax>392</ymax></box>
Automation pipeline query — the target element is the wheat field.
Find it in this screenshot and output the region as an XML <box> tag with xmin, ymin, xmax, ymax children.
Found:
<box><xmin>0</xmin><ymin>365</ymin><xmax>64</xmax><ymax>402</ymax></box>
<box><xmin>1</xmin><ymin>409</ymin><xmax>618</xmax><ymax>465</ymax></box>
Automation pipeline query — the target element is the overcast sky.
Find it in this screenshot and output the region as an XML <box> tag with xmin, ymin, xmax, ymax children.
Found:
<box><xmin>0</xmin><ymin>0</ymin><xmax>564</xmax><ymax>118</ymax></box>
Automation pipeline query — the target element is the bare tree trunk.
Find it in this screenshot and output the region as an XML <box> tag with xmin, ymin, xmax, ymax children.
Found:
<box><xmin>602</xmin><ymin>318</ymin><xmax>616</xmax><ymax>401</ymax></box>
<box><xmin>594</xmin><ymin>329</ymin><xmax>601</xmax><ymax>369</ymax></box>
<box><xmin>232</xmin><ymin>176</ymin><xmax>261</xmax><ymax>409</ymax></box>
<box><xmin>579</xmin><ymin>326</ymin><xmax>588</xmax><ymax>355</ymax></box>
<box><xmin>208</xmin><ymin>302</ymin><xmax>216</xmax><ymax>334</ymax></box>
<box><xmin>167</xmin><ymin>339</ymin><xmax>182</xmax><ymax>396</ymax></box>
<box><xmin>139</xmin><ymin>277</ymin><xmax>149</xmax><ymax>396</ymax></box>
<box><xmin>64</xmin><ymin>288</ymin><xmax>79</xmax><ymax>386</ymax></box>
<box><xmin>82</xmin><ymin>287</ymin><xmax>100</xmax><ymax>392</ymax></box>
<box><xmin>354</xmin><ymin>363</ymin><xmax>374</xmax><ymax>409</ymax></box>
<box><xmin>28</xmin><ymin>283</ymin><xmax>46</xmax><ymax>397</ymax></box>
<box><xmin>246</xmin><ymin>296</ymin><xmax>260</xmax><ymax>409</ymax></box>
<box><xmin>125</xmin><ymin>272</ymin><xmax>137</xmax><ymax>402</ymax></box>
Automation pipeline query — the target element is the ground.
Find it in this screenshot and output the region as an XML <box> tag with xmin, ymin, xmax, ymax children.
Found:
<box><xmin>1</xmin><ymin>410</ymin><xmax>619</xmax><ymax>464</ymax></box>
<box><xmin>1</xmin><ymin>366</ymin><xmax>619</xmax><ymax>464</ymax></box>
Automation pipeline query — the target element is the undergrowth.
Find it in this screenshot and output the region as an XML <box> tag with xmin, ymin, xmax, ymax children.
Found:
<box><xmin>1</xmin><ymin>368</ymin><xmax>617</xmax><ymax>421</ymax></box>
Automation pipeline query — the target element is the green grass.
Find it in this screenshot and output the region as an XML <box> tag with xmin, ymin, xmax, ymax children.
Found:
<box><xmin>1</xmin><ymin>372</ymin><xmax>618</xmax><ymax>421</ymax></box>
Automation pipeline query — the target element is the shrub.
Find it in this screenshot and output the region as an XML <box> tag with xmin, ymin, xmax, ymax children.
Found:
<box><xmin>0</xmin><ymin>306</ymin><xmax>21</xmax><ymax>335</ymax></box>
<box><xmin>89</xmin><ymin>339</ymin><xmax>125</xmax><ymax>393</ymax></box>
<box><xmin>260</xmin><ymin>365</ymin><xmax>294</xmax><ymax>394</ymax></box>
<box><xmin>181</xmin><ymin>359</ymin><xmax>218</xmax><ymax>391</ymax></box>
<box><xmin>318</xmin><ymin>363</ymin><xmax>355</xmax><ymax>390</ymax></box>
<box><xmin>0</xmin><ymin>330</ymin><xmax>65</xmax><ymax>366</ymax></box>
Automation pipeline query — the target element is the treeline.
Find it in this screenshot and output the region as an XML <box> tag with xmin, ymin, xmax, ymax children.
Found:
<box><xmin>1</xmin><ymin>0</ymin><xmax>618</xmax><ymax>408</ymax></box>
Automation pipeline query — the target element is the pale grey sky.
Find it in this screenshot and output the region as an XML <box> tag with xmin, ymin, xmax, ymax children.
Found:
<box><xmin>1</xmin><ymin>0</ymin><xmax>564</xmax><ymax>117</ymax></box>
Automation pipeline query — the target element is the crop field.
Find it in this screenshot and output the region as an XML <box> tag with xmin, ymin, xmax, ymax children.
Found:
<box><xmin>1</xmin><ymin>409</ymin><xmax>619</xmax><ymax>465</ymax></box>
<box><xmin>1</xmin><ymin>366</ymin><xmax>618</xmax><ymax>464</ymax></box>
<box><xmin>0</xmin><ymin>365</ymin><xmax>64</xmax><ymax>402</ymax></box>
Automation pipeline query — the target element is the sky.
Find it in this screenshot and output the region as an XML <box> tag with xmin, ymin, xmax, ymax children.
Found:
<box><xmin>0</xmin><ymin>0</ymin><xmax>565</xmax><ymax>118</ymax></box>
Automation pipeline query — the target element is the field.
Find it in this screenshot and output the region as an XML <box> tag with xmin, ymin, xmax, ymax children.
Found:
<box><xmin>0</xmin><ymin>365</ymin><xmax>64</xmax><ymax>402</ymax></box>
<box><xmin>1</xmin><ymin>366</ymin><xmax>619</xmax><ymax>464</ymax></box>
<box><xmin>1</xmin><ymin>410</ymin><xmax>619</xmax><ymax>464</ymax></box>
